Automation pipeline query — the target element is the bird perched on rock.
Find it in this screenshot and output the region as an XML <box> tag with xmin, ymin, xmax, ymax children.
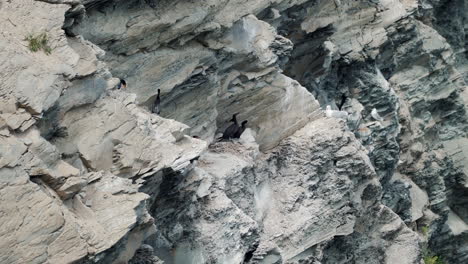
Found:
<box><xmin>117</xmin><ymin>79</ymin><xmax>127</xmax><ymax>89</ymax></box>
<box><xmin>152</xmin><ymin>89</ymin><xmax>161</xmax><ymax>114</ymax></box>
<box><xmin>325</xmin><ymin>105</ymin><xmax>348</xmax><ymax>119</ymax></box>
<box><xmin>234</xmin><ymin>120</ymin><xmax>248</xmax><ymax>138</ymax></box>
<box><xmin>370</xmin><ymin>108</ymin><xmax>384</xmax><ymax>122</ymax></box>
<box><xmin>219</xmin><ymin>113</ymin><xmax>239</xmax><ymax>140</ymax></box>
<box><xmin>338</xmin><ymin>94</ymin><xmax>347</xmax><ymax>110</ymax></box>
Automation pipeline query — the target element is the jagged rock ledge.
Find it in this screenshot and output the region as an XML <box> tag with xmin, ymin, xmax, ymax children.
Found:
<box><xmin>0</xmin><ymin>0</ymin><xmax>467</xmax><ymax>263</ymax></box>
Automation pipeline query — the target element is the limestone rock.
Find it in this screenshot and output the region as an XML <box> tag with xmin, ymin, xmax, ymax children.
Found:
<box><xmin>0</xmin><ymin>0</ymin><xmax>467</xmax><ymax>263</ymax></box>
<box><xmin>57</xmin><ymin>91</ymin><xmax>207</xmax><ymax>178</ymax></box>
<box><xmin>142</xmin><ymin>118</ymin><xmax>421</xmax><ymax>263</ymax></box>
<box><xmin>129</xmin><ymin>244</ymin><xmax>164</xmax><ymax>264</ymax></box>
<box><xmin>0</xmin><ymin>125</ymin><xmax>154</xmax><ymax>263</ymax></box>
<box><xmin>1</xmin><ymin>109</ymin><xmax>34</xmax><ymax>131</ymax></box>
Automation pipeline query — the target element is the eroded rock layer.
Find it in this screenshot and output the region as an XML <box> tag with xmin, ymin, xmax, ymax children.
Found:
<box><xmin>0</xmin><ymin>0</ymin><xmax>466</xmax><ymax>263</ymax></box>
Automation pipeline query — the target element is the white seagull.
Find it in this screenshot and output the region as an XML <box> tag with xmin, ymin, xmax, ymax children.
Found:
<box><xmin>371</xmin><ymin>108</ymin><xmax>384</xmax><ymax>122</ymax></box>
<box><xmin>325</xmin><ymin>105</ymin><xmax>348</xmax><ymax>120</ymax></box>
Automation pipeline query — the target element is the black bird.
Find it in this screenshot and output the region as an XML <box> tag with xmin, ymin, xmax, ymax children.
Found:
<box><xmin>152</xmin><ymin>89</ymin><xmax>161</xmax><ymax>114</ymax></box>
<box><xmin>234</xmin><ymin>120</ymin><xmax>248</xmax><ymax>138</ymax></box>
<box><xmin>117</xmin><ymin>79</ymin><xmax>127</xmax><ymax>89</ymax></box>
<box><xmin>338</xmin><ymin>94</ymin><xmax>347</xmax><ymax>111</ymax></box>
<box><xmin>243</xmin><ymin>242</ymin><xmax>259</xmax><ymax>263</ymax></box>
<box><xmin>190</xmin><ymin>156</ymin><xmax>200</xmax><ymax>163</ymax></box>
<box><xmin>220</xmin><ymin>113</ymin><xmax>240</xmax><ymax>140</ymax></box>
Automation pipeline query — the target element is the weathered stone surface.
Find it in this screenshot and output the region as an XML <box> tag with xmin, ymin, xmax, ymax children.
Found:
<box><xmin>0</xmin><ymin>0</ymin><xmax>72</xmax><ymax>114</ymax></box>
<box><xmin>129</xmin><ymin>244</ymin><xmax>164</xmax><ymax>264</ymax></box>
<box><xmin>0</xmin><ymin>164</ymin><xmax>152</xmax><ymax>264</ymax></box>
<box><xmin>0</xmin><ymin>167</ymin><xmax>67</xmax><ymax>264</ymax></box>
<box><xmin>0</xmin><ymin>121</ymin><xmax>155</xmax><ymax>263</ymax></box>
<box><xmin>1</xmin><ymin>109</ymin><xmax>34</xmax><ymax>131</ymax></box>
<box><xmin>0</xmin><ymin>0</ymin><xmax>467</xmax><ymax>263</ymax></box>
<box><xmin>141</xmin><ymin>118</ymin><xmax>421</xmax><ymax>263</ymax></box>
<box><xmin>71</xmin><ymin>0</ymin><xmax>310</xmax><ymax>55</ymax></box>
<box><xmin>323</xmin><ymin>205</ymin><xmax>421</xmax><ymax>264</ymax></box>
<box><xmin>97</xmin><ymin>13</ymin><xmax>321</xmax><ymax>149</ymax></box>
<box><xmin>265</xmin><ymin>0</ymin><xmax>467</xmax><ymax>262</ymax></box>
<box><xmin>57</xmin><ymin>90</ymin><xmax>207</xmax><ymax>178</ymax></box>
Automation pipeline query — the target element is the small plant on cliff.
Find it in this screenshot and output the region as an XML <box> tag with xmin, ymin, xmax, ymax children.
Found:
<box><xmin>25</xmin><ymin>32</ymin><xmax>52</xmax><ymax>54</ymax></box>
<box><xmin>421</xmin><ymin>225</ymin><xmax>429</xmax><ymax>236</ymax></box>
<box><xmin>423</xmin><ymin>250</ymin><xmax>445</xmax><ymax>264</ymax></box>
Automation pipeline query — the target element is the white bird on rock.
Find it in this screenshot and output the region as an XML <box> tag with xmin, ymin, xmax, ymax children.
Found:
<box><xmin>325</xmin><ymin>105</ymin><xmax>348</xmax><ymax>120</ymax></box>
<box><xmin>371</xmin><ymin>108</ymin><xmax>384</xmax><ymax>122</ymax></box>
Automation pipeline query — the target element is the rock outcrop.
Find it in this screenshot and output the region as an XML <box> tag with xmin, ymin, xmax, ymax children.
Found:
<box><xmin>0</xmin><ymin>0</ymin><xmax>466</xmax><ymax>263</ymax></box>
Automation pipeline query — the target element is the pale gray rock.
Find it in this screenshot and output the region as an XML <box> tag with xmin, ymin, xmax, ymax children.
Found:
<box><xmin>141</xmin><ymin>118</ymin><xmax>421</xmax><ymax>263</ymax></box>
<box><xmin>0</xmin><ymin>135</ymin><xmax>28</xmax><ymax>168</ymax></box>
<box><xmin>95</xmin><ymin>14</ymin><xmax>322</xmax><ymax>150</ymax></box>
<box><xmin>129</xmin><ymin>244</ymin><xmax>164</xmax><ymax>264</ymax></box>
<box><xmin>71</xmin><ymin>0</ymin><xmax>310</xmax><ymax>55</ymax></box>
<box><xmin>0</xmin><ymin>120</ymin><xmax>155</xmax><ymax>263</ymax></box>
<box><xmin>0</xmin><ymin>0</ymin><xmax>74</xmax><ymax>114</ymax></box>
<box><xmin>323</xmin><ymin>205</ymin><xmax>421</xmax><ymax>264</ymax></box>
<box><xmin>0</xmin><ymin>0</ymin><xmax>467</xmax><ymax>263</ymax></box>
<box><xmin>0</xmin><ymin>164</ymin><xmax>152</xmax><ymax>264</ymax></box>
<box><xmin>0</xmin><ymin>167</ymin><xmax>70</xmax><ymax>264</ymax></box>
<box><xmin>0</xmin><ymin>2</ymin><xmax>207</xmax><ymax>263</ymax></box>
<box><xmin>1</xmin><ymin>109</ymin><xmax>34</xmax><ymax>131</ymax></box>
<box><xmin>264</xmin><ymin>0</ymin><xmax>467</xmax><ymax>262</ymax></box>
<box><xmin>57</xmin><ymin>90</ymin><xmax>207</xmax><ymax>178</ymax></box>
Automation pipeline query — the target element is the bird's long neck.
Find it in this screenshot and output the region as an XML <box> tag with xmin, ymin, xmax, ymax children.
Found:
<box><xmin>339</xmin><ymin>95</ymin><xmax>346</xmax><ymax>110</ymax></box>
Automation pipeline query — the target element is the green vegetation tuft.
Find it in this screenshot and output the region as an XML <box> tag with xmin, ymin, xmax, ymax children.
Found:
<box><xmin>25</xmin><ymin>32</ymin><xmax>52</xmax><ymax>55</ymax></box>
<box><xmin>421</xmin><ymin>225</ymin><xmax>429</xmax><ymax>236</ymax></box>
<box><xmin>423</xmin><ymin>250</ymin><xmax>446</xmax><ymax>264</ymax></box>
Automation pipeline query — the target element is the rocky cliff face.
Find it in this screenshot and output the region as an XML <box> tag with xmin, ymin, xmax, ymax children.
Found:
<box><xmin>0</xmin><ymin>0</ymin><xmax>467</xmax><ymax>263</ymax></box>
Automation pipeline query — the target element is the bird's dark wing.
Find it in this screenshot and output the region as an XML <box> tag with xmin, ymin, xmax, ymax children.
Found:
<box><xmin>222</xmin><ymin>123</ymin><xmax>239</xmax><ymax>139</ymax></box>
<box><xmin>233</xmin><ymin>127</ymin><xmax>246</xmax><ymax>138</ymax></box>
<box><xmin>153</xmin><ymin>105</ymin><xmax>160</xmax><ymax>114</ymax></box>
<box><xmin>338</xmin><ymin>95</ymin><xmax>347</xmax><ymax>110</ymax></box>
<box><xmin>233</xmin><ymin>128</ymin><xmax>241</xmax><ymax>138</ymax></box>
<box><xmin>153</xmin><ymin>96</ymin><xmax>161</xmax><ymax>114</ymax></box>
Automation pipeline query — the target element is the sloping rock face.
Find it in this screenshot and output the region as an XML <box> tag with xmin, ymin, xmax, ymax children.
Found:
<box><xmin>143</xmin><ymin>119</ymin><xmax>420</xmax><ymax>264</ymax></box>
<box><xmin>0</xmin><ymin>0</ymin><xmax>466</xmax><ymax>264</ymax></box>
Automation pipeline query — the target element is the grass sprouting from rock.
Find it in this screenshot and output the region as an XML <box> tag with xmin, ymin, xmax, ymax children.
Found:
<box><xmin>421</xmin><ymin>225</ymin><xmax>429</xmax><ymax>236</ymax></box>
<box><xmin>423</xmin><ymin>250</ymin><xmax>446</xmax><ymax>264</ymax></box>
<box><xmin>25</xmin><ymin>32</ymin><xmax>52</xmax><ymax>55</ymax></box>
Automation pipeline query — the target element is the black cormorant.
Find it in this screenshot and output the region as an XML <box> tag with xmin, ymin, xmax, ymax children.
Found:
<box><xmin>234</xmin><ymin>120</ymin><xmax>248</xmax><ymax>138</ymax></box>
<box><xmin>152</xmin><ymin>89</ymin><xmax>161</xmax><ymax>114</ymax></box>
<box><xmin>118</xmin><ymin>79</ymin><xmax>127</xmax><ymax>89</ymax></box>
<box><xmin>190</xmin><ymin>156</ymin><xmax>200</xmax><ymax>163</ymax></box>
<box><xmin>338</xmin><ymin>94</ymin><xmax>347</xmax><ymax>110</ymax></box>
<box><xmin>220</xmin><ymin>113</ymin><xmax>239</xmax><ymax>140</ymax></box>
